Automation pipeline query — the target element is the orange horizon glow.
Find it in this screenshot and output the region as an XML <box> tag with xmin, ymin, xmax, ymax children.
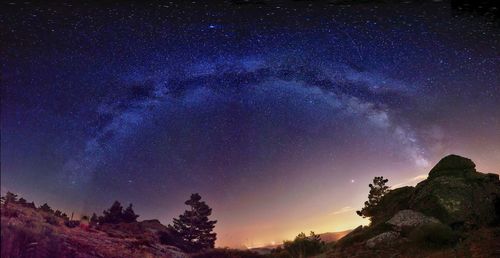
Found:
<box><xmin>215</xmin><ymin>160</ymin><xmax>500</xmax><ymax>248</ymax></box>
<box><xmin>2</xmin><ymin>156</ymin><xmax>499</xmax><ymax>249</ymax></box>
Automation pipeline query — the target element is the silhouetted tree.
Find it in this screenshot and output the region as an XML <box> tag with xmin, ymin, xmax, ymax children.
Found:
<box><xmin>39</xmin><ymin>203</ymin><xmax>54</xmax><ymax>213</ymax></box>
<box><xmin>61</xmin><ymin>212</ymin><xmax>69</xmax><ymax>220</ymax></box>
<box><xmin>17</xmin><ymin>197</ymin><xmax>27</xmax><ymax>205</ymax></box>
<box><xmin>101</xmin><ymin>201</ymin><xmax>124</xmax><ymax>224</ymax></box>
<box><xmin>81</xmin><ymin>215</ymin><xmax>89</xmax><ymax>221</ymax></box>
<box><xmin>90</xmin><ymin>213</ymin><xmax>99</xmax><ymax>225</ymax></box>
<box><xmin>26</xmin><ymin>201</ymin><xmax>36</xmax><ymax>209</ymax></box>
<box><xmin>4</xmin><ymin>191</ymin><xmax>18</xmax><ymax>204</ymax></box>
<box><xmin>356</xmin><ymin>176</ymin><xmax>390</xmax><ymax>222</ymax></box>
<box><xmin>169</xmin><ymin>193</ymin><xmax>217</xmax><ymax>252</ymax></box>
<box><xmin>54</xmin><ymin>210</ymin><xmax>62</xmax><ymax>217</ymax></box>
<box><xmin>99</xmin><ymin>201</ymin><xmax>140</xmax><ymax>224</ymax></box>
<box><xmin>282</xmin><ymin>231</ymin><xmax>325</xmax><ymax>258</ymax></box>
<box><xmin>122</xmin><ymin>204</ymin><xmax>139</xmax><ymax>223</ymax></box>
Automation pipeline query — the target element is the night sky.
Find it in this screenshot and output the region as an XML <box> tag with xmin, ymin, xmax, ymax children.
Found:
<box><xmin>1</xmin><ymin>0</ymin><xmax>499</xmax><ymax>248</ymax></box>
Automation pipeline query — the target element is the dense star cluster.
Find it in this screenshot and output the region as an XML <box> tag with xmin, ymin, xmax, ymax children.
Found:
<box><xmin>1</xmin><ymin>1</ymin><xmax>499</xmax><ymax>247</ymax></box>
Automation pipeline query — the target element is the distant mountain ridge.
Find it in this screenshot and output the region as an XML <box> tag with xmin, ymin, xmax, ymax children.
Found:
<box><xmin>318</xmin><ymin>229</ymin><xmax>353</xmax><ymax>242</ymax></box>
<box><xmin>249</xmin><ymin>229</ymin><xmax>352</xmax><ymax>254</ymax></box>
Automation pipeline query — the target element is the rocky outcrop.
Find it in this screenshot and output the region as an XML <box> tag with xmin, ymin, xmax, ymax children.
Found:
<box><xmin>365</xmin><ymin>231</ymin><xmax>399</xmax><ymax>248</ymax></box>
<box><xmin>387</xmin><ymin>210</ymin><xmax>440</xmax><ymax>229</ymax></box>
<box><xmin>409</xmin><ymin>155</ymin><xmax>500</xmax><ymax>226</ymax></box>
<box><xmin>428</xmin><ymin>154</ymin><xmax>476</xmax><ymax>179</ymax></box>
<box><xmin>368</xmin><ymin>155</ymin><xmax>500</xmax><ymax>228</ymax></box>
<box><xmin>335</xmin><ymin>154</ymin><xmax>500</xmax><ymax>257</ymax></box>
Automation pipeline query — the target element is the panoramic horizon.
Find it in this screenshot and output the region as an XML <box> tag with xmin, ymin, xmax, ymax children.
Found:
<box><xmin>2</xmin><ymin>0</ymin><xmax>499</xmax><ymax>250</ymax></box>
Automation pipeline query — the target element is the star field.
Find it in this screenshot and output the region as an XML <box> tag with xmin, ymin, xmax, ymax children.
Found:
<box><xmin>1</xmin><ymin>1</ymin><xmax>499</xmax><ymax>247</ymax></box>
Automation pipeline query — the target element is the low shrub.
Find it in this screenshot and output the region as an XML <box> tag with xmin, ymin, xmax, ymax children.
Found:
<box><xmin>0</xmin><ymin>221</ymin><xmax>63</xmax><ymax>258</ymax></box>
<box><xmin>64</xmin><ymin>220</ymin><xmax>80</xmax><ymax>228</ymax></box>
<box><xmin>408</xmin><ymin>223</ymin><xmax>458</xmax><ymax>249</ymax></box>
<box><xmin>281</xmin><ymin>232</ymin><xmax>325</xmax><ymax>258</ymax></box>
<box><xmin>1</xmin><ymin>206</ymin><xmax>20</xmax><ymax>218</ymax></box>
<box><xmin>44</xmin><ymin>215</ymin><xmax>59</xmax><ymax>226</ymax></box>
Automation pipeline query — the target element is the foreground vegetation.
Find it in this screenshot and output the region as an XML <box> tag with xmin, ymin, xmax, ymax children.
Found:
<box><xmin>1</xmin><ymin>192</ymin><xmax>216</xmax><ymax>257</ymax></box>
<box><xmin>2</xmin><ymin>155</ymin><xmax>500</xmax><ymax>257</ymax></box>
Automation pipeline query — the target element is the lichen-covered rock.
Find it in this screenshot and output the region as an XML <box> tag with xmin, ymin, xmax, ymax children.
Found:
<box><xmin>370</xmin><ymin>186</ymin><xmax>414</xmax><ymax>225</ymax></box>
<box><xmin>409</xmin><ymin>155</ymin><xmax>500</xmax><ymax>226</ymax></box>
<box><xmin>365</xmin><ymin>231</ymin><xmax>399</xmax><ymax>248</ymax></box>
<box><xmin>387</xmin><ymin>209</ymin><xmax>440</xmax><ymax>229</ymax></box>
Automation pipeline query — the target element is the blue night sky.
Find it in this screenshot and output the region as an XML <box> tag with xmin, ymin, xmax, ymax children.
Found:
<box><xmin>1</xmin><ymin>1</ymin><xmax>499</xmax><ymax>247</ymax></box>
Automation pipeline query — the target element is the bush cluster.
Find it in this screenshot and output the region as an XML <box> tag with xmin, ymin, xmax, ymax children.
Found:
<box><xmin>271</xmin><ymin>232</ymin><xmax>325</xmax><ymax>258</ymax></box>
<box><xmin>408</xmin><ymin>223</ymin><xmax>458</xmax><ymax>249</ymax></box>
<box><xmin>97</xmin><ymin>201</ymin><xmax>139</xmax><ymax>224</ymax></box>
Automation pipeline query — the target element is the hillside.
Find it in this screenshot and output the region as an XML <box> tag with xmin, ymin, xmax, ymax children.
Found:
<box><xmin>1</xmin><ymin>203</ymin><xmax>187</xmax><ymax>258</ymax></box>
<box><xmin>318</xmin><ymin>229</ymin><xmax>353</xmax><ymax>243</ymax></box>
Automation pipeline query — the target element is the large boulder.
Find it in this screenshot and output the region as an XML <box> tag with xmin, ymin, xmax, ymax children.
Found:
<box><xmin>387</xmin><ymin>209</ymin><xmax>440</xmax><ymax>229</ymax></box>
<box><xmin>365</xmin><ymin>231</ymin><xmax>400</xmax><ymax>248</ymax></box>
<box><xmin>409</xmin><ymin>154</ymin><xmax>500</xmax><ymax>227</ymax></box>
<box><xmin>428</xmin><ymin>154</ymin><xmax>476</xmax><ymax>179</ymax></box>
<box><xmin>370</xmin><ymin>186</ymin><xmax>414</xmax><ymax>225</ymax></box>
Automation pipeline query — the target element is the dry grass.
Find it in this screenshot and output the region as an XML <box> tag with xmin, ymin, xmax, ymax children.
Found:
<box><xmin>1</xmin><ymin>203</ymin><xmax>188</xmax><ymax>258</ymax></box>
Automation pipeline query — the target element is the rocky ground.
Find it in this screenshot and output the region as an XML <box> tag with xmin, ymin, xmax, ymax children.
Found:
<box><xmin>1</xmin><ymin>204</ymin><xmax>188</xmax><ymax>258</ymax></box>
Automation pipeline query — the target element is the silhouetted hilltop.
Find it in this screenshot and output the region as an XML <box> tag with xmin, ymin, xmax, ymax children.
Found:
<box><xmin>332</xmin><ymin>154</ymin><xmax>500</xmax><ymax>257</ymax></box>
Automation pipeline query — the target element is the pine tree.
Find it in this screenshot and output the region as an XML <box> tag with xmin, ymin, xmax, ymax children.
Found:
<box><xmin>39</xmin><ymin>203</ymin><xmax>54</xmax><ymax>213</ymax></box>
<box><xmin>170</xmin><ymin>193</ymin><xmax>217</xmax><ymax>252</ymax></box>
<box><xmin>102</xmin><ymin>201</ymin><xmax>124</xmax><ymax>224</ymax></box>
<box><xmin>4</xmin><ymin>191</ymin><xmax>18</xmax><ymax>204</ymax></box>
<box><xmin>18</xmin><ymin>197</ymin><xmax>27</xmax><ymax>205</ymax></box>
<box><xmin>122</xmin><ymin>204</ymin><xmax>139</xmax><ymax>223</ymax></box>
<box><xmin>27</xmin><ymin>201</ymin><xmax>36</xmax><ymax>209</ymax></box>
<box><xmin>356</xmin><ymin>176</ymin><xmax>390</xmax><ymax>222</ymax></box>
<box><xmin>61</xmin><ymin>213</ymin><xmax>69</xmax><ymax>220</ymax></box>
<box><xmin>90</xmin><ymin>213</ymin><xmax>99</xmax><ymax>225</ymax></box>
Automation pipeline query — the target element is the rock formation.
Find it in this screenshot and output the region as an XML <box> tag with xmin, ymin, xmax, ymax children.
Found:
<box><xmin>410</xmin><ymin>154</ymin><xmax>500</xmax><ymax>227</ymax></box>
<box><xmin>334</xmin><ymin>154</ymin><xmax>500</xmax><ymax>257</ymax></box>
<box><xmin>386</xmin><ymin>210</ymin><xmax>440</xmax><ymax>229</ymax></box>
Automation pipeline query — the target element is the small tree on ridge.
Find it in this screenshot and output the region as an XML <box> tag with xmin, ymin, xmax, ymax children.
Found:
<box><xmin>101</xmin><ymin>201</ymin><xmax>124</xmax><ymax>224</ymax></box>
<box><xmin>123</xmin><ymin>204</ymin><xmax>139</xmax><ymax>223</ymax></box>
<box><xmin>356</xmin><ymin>176</ymin><xmax>390</xmax><ymax>222</ymax></box>
<box><xmin>169</xmin><ymin>193</ymin><xmax>217</xmax><ymax>252</ymax></box>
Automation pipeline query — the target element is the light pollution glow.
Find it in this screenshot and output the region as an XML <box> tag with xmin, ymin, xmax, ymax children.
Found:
<box><xmin>2</xmin><ymin>1</ymin><xmax>500</xmax><ymax>249</ymax></box>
